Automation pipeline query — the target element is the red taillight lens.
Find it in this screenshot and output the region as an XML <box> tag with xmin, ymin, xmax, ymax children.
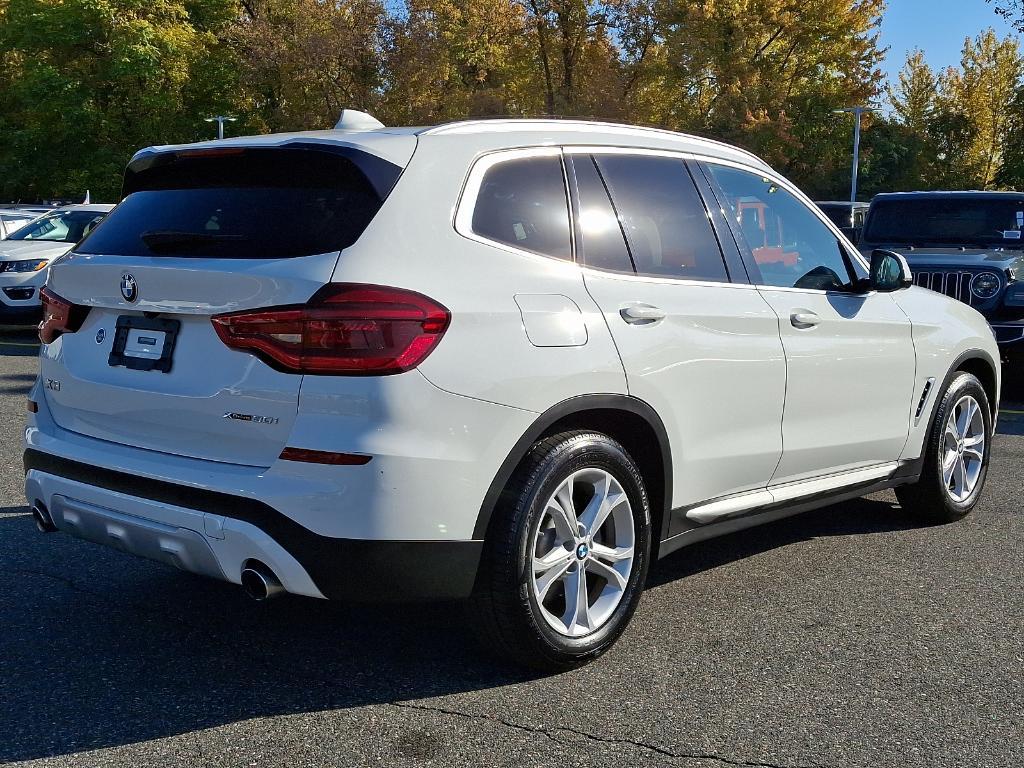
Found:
<box><xmin>38</xmin><ymin>287</ymin><xmax>89</xmax><ymax>344</ymax></box>
<box><xmin>211</xmin><ymin>284</ymin><xmax>451</xmax><ymax>375</ymax></box>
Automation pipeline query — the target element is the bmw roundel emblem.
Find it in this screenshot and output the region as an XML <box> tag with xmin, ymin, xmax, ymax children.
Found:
<box><xmin>576</xmin><ymin>543</ymin><xmax>589</xmax><ymax>560</ymax></box>
<box><xmin>95</xmin><ymin>328</ymin><xmax>105</xmax><ymax>344</ymax></box>
<box><xmin>121</xmin><ymin>273</ymin><xmax>138</xmax><ymax>303</ymax></box>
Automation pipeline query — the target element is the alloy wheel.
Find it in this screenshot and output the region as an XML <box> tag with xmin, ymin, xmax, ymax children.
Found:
<box><xmin>530</xmin><ymin>468</ymin><xmax>635</xmax><ymax>637</ymax></box>
<box><xmin>942</xmin><ymin>394</ymin><xmax>986</xmax><ymax>503</ymax></box>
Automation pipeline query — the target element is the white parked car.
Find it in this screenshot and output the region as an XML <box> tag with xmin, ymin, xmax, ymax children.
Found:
<box><xmin>0</xmin><ymin>211</ymin><xmax>39</xmax><ymax>239</ymax></box>
<box><xmin>0</xmin><ymin>204</ymin><xmax>112</xmax><ymax>324</ymax></box>
<box><xmin>24</xmin><ymin>116</ymin><xmax>999</xmax><ymax>669</ymax></box>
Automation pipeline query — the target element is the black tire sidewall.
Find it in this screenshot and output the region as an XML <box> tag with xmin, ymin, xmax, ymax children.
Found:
<box><xmin>514</xmin><ymin>434</ymin><xmax>651</xmax><ymax>659</ymax></box>
<box><xmin>927</xmin><ymin>373</ymin><xmax>993</xmax><ymax>517</ymax></box>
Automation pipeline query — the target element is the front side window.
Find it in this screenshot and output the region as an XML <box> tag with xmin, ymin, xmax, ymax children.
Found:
<box><xmin>471</xmin><ymin>155</ymin><xmax>571</xmax><ymax>260</ymax></box>
<box><xmin>595</xmin><ymin>154</ymin><xmax>728</xmax><ymax>282</ymax></box>
<box><xmin>707</xmin><ymin>164</ymin><xmax>853</xmax><ymax>291</ymax></box>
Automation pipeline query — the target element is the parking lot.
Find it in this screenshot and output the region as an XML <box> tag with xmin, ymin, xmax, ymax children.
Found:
<box><xmin>1</xmin><ymin>329</ymin><xmax>1022</xmax><ymax>768</ymax></box>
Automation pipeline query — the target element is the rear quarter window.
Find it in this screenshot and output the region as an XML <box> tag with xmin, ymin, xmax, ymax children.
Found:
<box><xmin>469</xmin><ymin>154</ymin><xmax>572</xmax><ymax>260</ymax></box>
<box><xmin>76</xmin><ymin>147</ymin><xmax>402</xmax><ymax>259</ymax></box>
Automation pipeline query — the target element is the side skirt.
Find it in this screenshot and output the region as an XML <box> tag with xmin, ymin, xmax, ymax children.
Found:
<box><xmin>657</xmin><ymin>464</ymin><xmax>921</xmax><ymax>560</ymax></box>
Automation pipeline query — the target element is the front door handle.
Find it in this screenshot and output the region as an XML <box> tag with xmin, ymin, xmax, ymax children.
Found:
<box><xmin>620</xmin><ymin>304</ymin><xmax>667</xmax><ymax>325</ymax></box>
<box><xmin>790</xmin><ymin>310</ymin><xmax>821</xmax><ymax>329</ymax></box>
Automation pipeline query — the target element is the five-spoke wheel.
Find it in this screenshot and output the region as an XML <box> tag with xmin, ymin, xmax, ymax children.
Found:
<box><xmin>473</xmin><ymin>431</ymin><xmax>650</xmax><ymax>670</ymax></box>
<box><xmin>531</xmin><ymin>469</ymin><xmax>635</xmax><ymax>637</ymax></box>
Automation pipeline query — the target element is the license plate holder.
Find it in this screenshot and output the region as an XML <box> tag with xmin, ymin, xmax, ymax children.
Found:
<box><xmin>108</xmin><ymin>316</ymin><xmax>181</xmax><ymax>373</ymax></box>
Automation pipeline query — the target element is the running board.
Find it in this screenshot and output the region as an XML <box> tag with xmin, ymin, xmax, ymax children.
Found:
<box><xmin>683</xmin><ymin>462</ymin><xmax>899</xmax><ymax>525</ymax></box>
<box><xmin>660</xmin><ymin>461</ymin><xmax>906</xmax><ymax>560</ymax></box>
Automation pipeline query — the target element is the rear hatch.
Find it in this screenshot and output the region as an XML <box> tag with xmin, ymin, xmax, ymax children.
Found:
<box><xmin>40</xmin><ymin>142</ymin><xmax>410</xmax><ymax>467</ymax></box>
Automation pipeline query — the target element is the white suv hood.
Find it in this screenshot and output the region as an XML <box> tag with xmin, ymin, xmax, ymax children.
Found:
<box><xmin>0</xmin><ymin>240</ymin><xmax>71</xmax><ymax>262</ymax></box>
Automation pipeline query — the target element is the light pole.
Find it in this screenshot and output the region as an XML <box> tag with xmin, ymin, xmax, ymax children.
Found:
<box><xmin>833</xmin><ymin>106</ymin><xmax>873</xmax><ymax>204</ymax></box>
<box><xmin>204</xmin><ymin>115</ymin><xmax>237</xmax><ymax>140</ymax></box>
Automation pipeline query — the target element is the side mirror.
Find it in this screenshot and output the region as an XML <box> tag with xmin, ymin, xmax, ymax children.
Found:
<box><xmin>869</xmin><ymin>249</ymin><xmax>913</xmax><ymax>292</ymax></box>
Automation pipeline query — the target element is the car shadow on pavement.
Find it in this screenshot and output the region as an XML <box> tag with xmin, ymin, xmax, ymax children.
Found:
<box><xmin>0</xmin><ymin>372</ymin><xmax>36</xmax><ymax>395</ymax></box>
<box><xmin>647</xmin><ymin>495</ymin><xmax>918</xmax><ymax>588</ymax></box>
<box><xmin>0</xmin><ymin>493</ymin><xmax>924</xmax><ymax>763</ymax></box>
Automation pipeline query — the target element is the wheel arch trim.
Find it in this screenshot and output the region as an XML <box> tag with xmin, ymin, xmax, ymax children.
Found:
<box><xmin>913</xmin><ymin>348</ymin><xmax>999</xmax><ymax>460</ymax></box>
<box><xmin>472</xmin><ymin>394</ymin><xmax>673</xmax><ymax>541</ymax></box>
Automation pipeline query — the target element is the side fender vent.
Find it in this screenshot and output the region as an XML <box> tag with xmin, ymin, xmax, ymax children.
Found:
<box><xmin>914</xmin><ymin>377</ymin><xmax>935</xmax><ymax>424</ymax></box>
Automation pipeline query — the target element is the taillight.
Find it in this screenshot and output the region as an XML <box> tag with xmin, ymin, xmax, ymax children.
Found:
<box><xmin>211</xmin><ymin>284</ymin><xmax>450</xmax><ymax>375</ymax></box>
<box><xmin>38</xmin><ymin>287</ymin><xmax>89</xmax><ymax>344</ymax></box>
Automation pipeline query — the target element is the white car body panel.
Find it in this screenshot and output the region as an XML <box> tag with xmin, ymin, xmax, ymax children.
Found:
<box><xmin>893</xmin><ymin>286</ymin><xmax>1001</xmax><ymax>458</ymax></box>
<box><xmin>757</xmin><ymin>288</ymin><xmax>917</xmax><ymax>485</ymax></box>
<box><xmin>583</xmin><ymin>272</ymin><xmax>787</xmax><ymax>508</ymax></box>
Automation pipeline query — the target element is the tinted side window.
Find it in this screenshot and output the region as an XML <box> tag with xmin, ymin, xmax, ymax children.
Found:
<box><xmin>706</xmin><ymin>164</ymin><xmax>852</xmax><ymax>291</ymax></box>
<box><xmin>471</xmin><ymin>156</ymin><xmax>571</xmax><ymax>260</ymax></box>
<box><xmin>595</xmin><ymin>155</ymin><xmax>728</xmax><ymax>282</ymax></box>
<box><xmin>573</xmin><ymin>155</ymin><xmax>634</xmax><ymax>273</ymax></box>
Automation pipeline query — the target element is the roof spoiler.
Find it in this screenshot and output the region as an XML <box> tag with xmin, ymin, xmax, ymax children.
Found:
<box><xmin>334</xmin><ymin>109</ymin><xmax>385</xmax><ymax>132</ymax></box>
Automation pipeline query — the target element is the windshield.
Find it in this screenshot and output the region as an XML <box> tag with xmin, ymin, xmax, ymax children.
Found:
<box><xmin>863</xmin><ymin>197</ymin><xmax>1024</xmax><ymax>248</ymax></box>
<box><xmin>7</xmin><ymin>210</ymin><xmax>106</xmax><ymax>243</ymax></box>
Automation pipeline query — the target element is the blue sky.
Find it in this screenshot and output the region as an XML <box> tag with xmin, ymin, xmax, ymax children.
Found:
<box><xmin>880</xmin><ymin>0</ymin><xmax>1018</xmax><ymax>84</ymax></box>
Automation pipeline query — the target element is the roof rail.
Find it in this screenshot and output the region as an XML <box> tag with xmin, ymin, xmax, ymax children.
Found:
<box><xmin>420</xmin><ymin>118</ymin><xmax>768</xmax><ymax>167</ymax></box>
<box><xmin>334</xmin><ymin>109</ymin><xmax>385</xmax><ymax>131</ymax></box>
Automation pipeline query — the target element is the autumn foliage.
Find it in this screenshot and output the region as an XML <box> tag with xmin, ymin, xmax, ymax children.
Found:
<box><xmin>0</xmin><ymin>0</ymin><xmax>1020</xmax><ymax>201</ymax></box>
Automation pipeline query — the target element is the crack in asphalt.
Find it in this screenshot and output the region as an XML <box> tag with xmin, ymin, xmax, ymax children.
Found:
<box><xmin>389</xmin><ymin>701</ymin><xmax>829</xmax><ymax>768</ymax></box>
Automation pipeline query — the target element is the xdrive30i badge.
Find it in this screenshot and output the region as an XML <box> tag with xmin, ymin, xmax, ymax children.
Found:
<box><xmin>223</xmin><ymin>412</ymin><xmax>280</xmax><ymax>425</ymax></box>
<box><xmin>121</xmin><ymin>273</ymin><xmax>138</xmax><ymax>303</ymax></box>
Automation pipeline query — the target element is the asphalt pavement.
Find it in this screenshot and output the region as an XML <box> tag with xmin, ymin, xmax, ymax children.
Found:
<box><xmin>1</xmin><ymin>330</ymin><xmax>1022</xmax><ymax>767</ymax></box>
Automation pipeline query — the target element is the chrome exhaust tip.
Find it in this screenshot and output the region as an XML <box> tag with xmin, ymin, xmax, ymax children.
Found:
<box><xmin>31</xmin><ymin>503</ymin><xmax>57</xmax><ymax>533</ymax></box>
<box><xmin>240</xmin><ymin>562</ymin><xmax>284</xmax><ymax>601</ymax></box>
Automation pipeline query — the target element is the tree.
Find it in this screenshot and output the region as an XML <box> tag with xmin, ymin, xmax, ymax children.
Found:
<box><xmin>938</xmin><ymin>29</ymin><xmax>1023</xmax><ymax>188</ymax></box>
<box><xmin>516</xmin><ymin>0</ymin><xmax>627</xmax><ymax>117</ymax></box>
<box><xmin>0</xmin><ymin>0</ymin><xmax>242</xmax><ymax>201</ymax></box>
<box><xmin>230</xmin><ymin>0</ymin><xmax>387</xmax><ymax>133</ymax></box>
<box><xmin>381</xmin><ymin>0</ymin><xmax>539</xmax><ymax>123</ymax></box>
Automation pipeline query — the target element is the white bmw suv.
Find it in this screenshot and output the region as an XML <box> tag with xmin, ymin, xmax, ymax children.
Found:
<box><xmin>25</xmin><ymin>116</ymin><xmax>999</xmax><ymax>669</ymax></box>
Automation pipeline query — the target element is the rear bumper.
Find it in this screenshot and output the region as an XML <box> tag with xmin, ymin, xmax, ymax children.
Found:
<box><xmin>23</xmin><ymin>369</ymin><xmax>536</xmax><ymax>600</ymax></box>
<box><xmin>24</xmin><ymin>448</ymin><xmax>484</xmax><ymax>600</ymax></box>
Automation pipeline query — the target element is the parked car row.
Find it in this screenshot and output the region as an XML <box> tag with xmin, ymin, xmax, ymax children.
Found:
<box><xmin>21</xmin><ymin>114</ymin><xmax>1000</xmax><ymax>670</ymax></box>
<box><xmin>0</xmin><ymin>205</ymin><xmax>112</xmax><ymax>324</ymax></box>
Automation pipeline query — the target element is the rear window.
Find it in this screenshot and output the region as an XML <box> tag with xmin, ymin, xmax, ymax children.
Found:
<box><xmin>76</xmin><ymin>147</ymin><xmax>402</xmax><ymax>259</ymax></box>
<box><xmin>864</xmin><ymin>197</ymin><xmax>1024</xmax><ymax>248</ymax></box>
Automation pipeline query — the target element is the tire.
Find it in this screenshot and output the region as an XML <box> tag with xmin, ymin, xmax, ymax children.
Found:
<box><xmin>472</xmin><ymin>431</ymin><xmax>652</xmax><ymax>671</ymax></box>
<box><xmin>895</xmin><ymin>372</ymin><xmax>993</xmax><ymax>523</ymax></box>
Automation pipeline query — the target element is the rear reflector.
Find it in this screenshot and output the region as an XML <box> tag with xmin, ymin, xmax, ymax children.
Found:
<box><xmin>38</xmin><ymin>287</ymin><xmax>89</xmax><ymax>344</ymax></box>
<box><xmin>279</xmin><ymin>447</ymin><xmax>372</xmax><ymax>465</ymax></box>
<box><xmin>27</xmin><ymin>400</ymin><xmax>38</xmax><ymax>414</ymax></box>
<box><xmin>212</xmin><ymin>284</ymin><xmax>450</xmax><ymax>375</ymax></box>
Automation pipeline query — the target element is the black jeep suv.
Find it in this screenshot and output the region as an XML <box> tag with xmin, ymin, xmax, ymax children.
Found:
<box><xmin>860</xmin><ymin>191</ymin><xmax>1024</xmax><ymax>376</ymax></box>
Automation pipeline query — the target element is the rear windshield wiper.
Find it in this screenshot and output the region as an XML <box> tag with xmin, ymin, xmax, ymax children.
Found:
<box><xmin>141</xmin><ymin>230</ymin><xmax>251</xmax><ymax>252</ymax></box>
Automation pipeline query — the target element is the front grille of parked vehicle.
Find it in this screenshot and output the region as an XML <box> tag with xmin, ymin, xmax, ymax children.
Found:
<box><xmin>912</xmin><ymin>270</ymin><xmax>977</xmax><ymax>305</ymax></box>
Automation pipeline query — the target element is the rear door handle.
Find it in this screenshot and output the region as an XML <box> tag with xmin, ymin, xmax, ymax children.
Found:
<box><xmin>790</xmin><ymin>310</ymin><xmax>821</xmax><ymax>329</ymax></box>
<box><xmin>620</xmin><ymin>304</ymin><xmax>667</xmax><ymax>325</ymax></box>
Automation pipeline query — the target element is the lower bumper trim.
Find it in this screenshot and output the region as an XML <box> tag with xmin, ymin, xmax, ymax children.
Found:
<box><xmin>24</xmin><ymin>449</ymin><xmax>483</xmax><ymax>601</ymax></box>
